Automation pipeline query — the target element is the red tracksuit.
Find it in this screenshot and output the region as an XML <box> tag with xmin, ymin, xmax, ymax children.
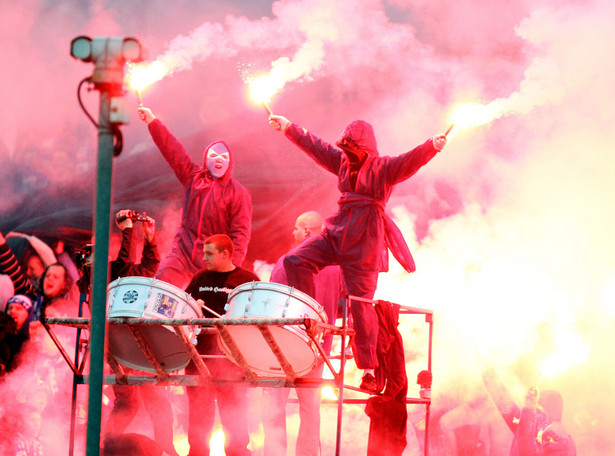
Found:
<box><xmin>281</xmin><ymin>120</ymin><xmax>438</xmax><ymax>368</ymax></box>
<box><xmin>147</xmin><ymin>119</ymin><xmax>252</xmax><ymax>288</ymax></box>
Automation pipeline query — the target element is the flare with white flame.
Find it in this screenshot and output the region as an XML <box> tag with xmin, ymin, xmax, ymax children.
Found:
<box><xmin>538</xmin><ymin>330</ymin><xmax>589</xmax><ymax>382</ymax></box>
<box><xmin>126</xmin><ymin>60</ymin><xmax>169</xmax><ymax>105</ymax></box>
<box><xmin>245</xmin><ymin>73</ymin><xmax>287</xmax><ymax>116</ymax></box>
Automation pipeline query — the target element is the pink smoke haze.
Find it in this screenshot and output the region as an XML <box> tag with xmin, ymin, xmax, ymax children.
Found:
<box><xmin>1</xmin><ymin>0</ymin><xmax>614</xmax><ymax>454</ymax></box>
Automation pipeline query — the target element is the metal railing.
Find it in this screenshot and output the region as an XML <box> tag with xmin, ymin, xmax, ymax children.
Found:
<box><xmin>42</xmin><ymin>295</ymin><xmax>433</xmax><ymax>455</ymax></box>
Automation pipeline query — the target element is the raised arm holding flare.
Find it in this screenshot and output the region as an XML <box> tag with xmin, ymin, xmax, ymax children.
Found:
<box><xmin>137</xmin><ymin>106</ymin><xmax>253</xmax><ymax>289</ymax></box>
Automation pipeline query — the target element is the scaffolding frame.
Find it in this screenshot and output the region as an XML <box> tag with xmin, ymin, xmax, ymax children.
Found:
<box><xmin>42</xmin><ymin>295</ymin><xmax>432</xmax><ymax>455</ymax></box>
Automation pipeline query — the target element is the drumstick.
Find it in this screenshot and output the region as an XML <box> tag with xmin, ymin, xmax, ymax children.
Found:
<box><xmin>198</xmin><ymin>300</ymin><xmax>223</xmax><ymax>318</ymax></box>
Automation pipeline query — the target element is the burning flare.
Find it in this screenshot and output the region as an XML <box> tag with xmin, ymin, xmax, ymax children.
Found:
<box><xmin>449</xmin><ymin>102</ymin><xmax>501</xmax><ymax>132</ymax></box>
<box><xmin>321</xmin><ymin>386</ymin><xmax>338</xmax><ymax>401</ymax></box>
<box><xmin>126</xmin><ymin>61</ymin><xmax>169</xmax><ymax>104</ymax></box>
<box><xmin>247</xmin><ymin>74</ymin><xmax>285</xmax><ymax>105</ymax></box>
<box><xmin>539</xmin><ymin>330</ymin><xmax>589</xmax><ymax>380</ymax></box>
<box><xmin>210</xmin><ymin>428</ymin><xmax>225</xmax><ymax>455</ymax></box>
<box><xmin>246</xmin><ymin>74</ymin><xmax>286</xmax><ymax>115</ymax></box>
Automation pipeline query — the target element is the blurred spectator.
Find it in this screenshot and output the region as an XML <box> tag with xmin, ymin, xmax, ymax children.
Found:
<box><xmin>103</xmin><ymin>210</ymin><xmax>178</xmax><ymax>456</ymax></box>
<box><xmin>0</xmin><ymin>293</ymin><xmax>39</xmax><ymax>375</ymax></box>
<box><xmin>439</xmin><ymin>391</ymin><xmax>493</xmax><ymax>456</ymax></box>
<box><xmin>0</xmin><ymin>231</ymin><xmax>39</xmax><ymax>297</ymax></box>
<box><xmin>6</xmin><ymin>295</ymin><xmax>36</xmax><ymax>333</ymax></box>
<box><xmin>35</xmin><ymin>262</ymin><xmax>76</xmax><ymax>319</ymax></box>
<box><xmin>0</xmin><ymin>275</ymin><xmax>15</xmax><ymax>313</ymax></box>
<box><xmin>1</xmin><ymin>231</ymin><xmax>77</xmax><ymax>319</ymax></box>
<box><xmin>0</xmin><ymin>311</ymin><xmax>17</xmax><ymax>376</ymax></box>
<box><xmin>3</xmin><ymin>232</ymin><xmax>56</xmax><ymax>293</ymax></box>
<box><xmin>103</xmin><ymin>433</ymin><xmax>163</xmax><ymax>456</ymax></box>
<box><xmin>5</xmin><ymin>294</ymin><xmax>39</xmax><ymax>364</ymax></box>
<box><xmin>0</xmin><ymin>236</ymin><xmax>79</xmax><ymax>456</ymax></box>
<box><xmin>538</xmin><ymin>390</ymin><xmax>577</xmax><ymax>456</ymax></box>
<box><xmin>0</xmin><ymin>402</ymin><xmax>44</xmax><ymax>456</ymax></box>
<box><xmin>0</xmin><ymin>232</ymin><xmax>79</xmax><ymax>320</ymax></box>
<box><xmin>263</xmin><ymin>211</ymin><xmax>343</xmax><ymax>456</ymax></box>
<box><xmin>53</xmin><ymin>240</ymin><xmax>82</xmax><ymax>306</ymax></box>
<box><xmin>509</xmin><ymin>386</ymin><xmax>547</xmax><ymax>456</ymax></box>
<box><xmin>109</xmin><ymin>209</ymin><xmax>159</xmax><ymax>280</ymax></box>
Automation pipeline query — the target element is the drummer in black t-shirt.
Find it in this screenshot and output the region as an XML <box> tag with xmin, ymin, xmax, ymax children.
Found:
<box><xmin>184</xmin><ymin>234</ymin><xmax>259</xmax><ymax>456</ymax></box>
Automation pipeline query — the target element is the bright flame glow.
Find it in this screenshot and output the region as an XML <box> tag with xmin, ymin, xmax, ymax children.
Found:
<box><xmin>449</xmin><ymin>102</ymin><xmax>501</xmax><ymax>130</ymax></box>
<box><xmin>247</xmin><ymin>74</ymin><xmax>285</xmax><ymax>105</ymax></box>
<box><xmin>126</xmin><ymin>61</ymin><xmax>169</xmax><ymax>93</ymax></box>
<box><xmin>540</xmin><ymin>331</ymin><xmax>589</xmax><ymax>379</ymax></box>
<box><xmin>321</xmin><ymin>386</ymin><xmax>338</xmax><ymax>401</ymax></box>
<box><xmin>210</xmin><ymin>428</ymin><xmax>225</xmax><ymax>455</ymax></box>
<box><xmin>173</xmin><ymin>434</ymin><xmax>190</xmax><ymax>456</ymax></box>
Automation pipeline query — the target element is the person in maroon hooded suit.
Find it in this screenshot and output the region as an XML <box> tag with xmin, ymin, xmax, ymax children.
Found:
<box><xmin>138</xmin><ymin>106</ymin><xmax>252</xmax><ymax>289</ymax></box>
<box><xmin>268</xmin><ymin>114</ymin><xmax>447</xmax><ymax>390</ymax></box>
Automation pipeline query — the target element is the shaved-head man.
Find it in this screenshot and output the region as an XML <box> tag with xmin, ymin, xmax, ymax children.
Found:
<box><xmin>264</xmin><ymin>211</ymin><xmax>344</xmax><ymax>456</ymax></box>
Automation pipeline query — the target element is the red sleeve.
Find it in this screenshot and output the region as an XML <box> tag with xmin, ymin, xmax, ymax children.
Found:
<box><xmin>285</xmin><ymin>123</ymin><xmax>342</xmax><ymax>175</ymax></box>
<box><xmin>132</xmin><ymin>239</ymin><xmax>161</xmax><ymax>278</ymax></box>
<box><xmin>228</xmin><ymin>185</ymin><xmax>253</xmax><ymax>266</ymax></box>
<box><xmin>109</xmin><ymin>228</ymin><xmax>136</xmax><ymax>281</ymax></box>
<box><xmin>384</xmin><ymin>139</ymin><xmax>438</xmax><ymax>185</ymax></box>
<box><xmin>148</xmin><ymin>119</ymin><xmax>201</xmax><ymax>186</ymax></box>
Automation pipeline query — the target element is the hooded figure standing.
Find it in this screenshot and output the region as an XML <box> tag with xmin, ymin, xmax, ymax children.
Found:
<box><xmin>138</xmin><ymin>106</ymin><xmax>252</xmax><ymax>289</ymax></box>
<box><xmin>268</xmin><ymin>114</ymin><xmax>447</xmax><ymax>390</ymax></box>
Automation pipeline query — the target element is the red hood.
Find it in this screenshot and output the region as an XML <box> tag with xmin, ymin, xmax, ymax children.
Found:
<box><xmin>336</xmin><ymin>120</ymin><xmax>379</xmax><ymax>157</ymax></box>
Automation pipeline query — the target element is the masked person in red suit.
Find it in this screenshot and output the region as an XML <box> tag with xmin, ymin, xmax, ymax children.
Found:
<box><xmin>138</xmin><ymin>106</ymin><xmax>252</xmax><ymax>289</ymax></box>
<box><xmin>268</xmin><ymin>114</ymin><xmax>447</xmax><ymax>390</ymax></box>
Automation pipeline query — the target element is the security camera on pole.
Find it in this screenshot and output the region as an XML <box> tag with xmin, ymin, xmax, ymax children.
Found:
<box><xmin>70</xmin><ymin>36</ymin><xmax>143</xmax><ymax>456</ymax></box>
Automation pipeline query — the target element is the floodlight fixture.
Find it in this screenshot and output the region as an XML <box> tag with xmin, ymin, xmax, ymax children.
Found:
<box><xmin>71</xmin><ymin>36</ymin><xmax>93</xmax><ymax>61</ymax></box>
<box><xmin>70</xmin><ymin>36</ymin><xmax>143</xmax><ymax>87</ymax></box>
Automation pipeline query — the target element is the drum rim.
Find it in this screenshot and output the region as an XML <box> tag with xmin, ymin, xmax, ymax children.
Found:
<box><xmin>228</xmin><ymin>280</ymin><xmax>327</xmax><ymax>321</ymax></box>
<box><xmin>107</xmin><ymin>276</ymin><xmax>203</xmax><ymax>317</ymax></box>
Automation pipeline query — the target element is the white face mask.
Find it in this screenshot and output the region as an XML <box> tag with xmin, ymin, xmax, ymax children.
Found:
<box><xmin>205</xmin><ymin>144</ymin><xmax>230</xmax><ymax>179</ymax></box>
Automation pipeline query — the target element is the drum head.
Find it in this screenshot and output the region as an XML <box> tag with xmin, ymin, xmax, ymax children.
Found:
<box><xmin>220</xmin><ymin>281</ymin><xmax>325</xmax><ymax>377</ymax></box>
<box><xmin>218</xmin><ymin>325</ymin><xmax>318</xmax><ymax>377</ymax></box>
<box><xmin>108</xmin><ymin>325</ymin><xmax>193</xmax><ymax>373</ymax></box>
<box><xmin>106</xmin><ymin>277</ymin><xmax>202</xmax><ymax>373</ymax></box>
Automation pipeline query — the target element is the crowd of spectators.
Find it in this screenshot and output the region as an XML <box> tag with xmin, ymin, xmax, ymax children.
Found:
<box><xmin>0</xmin><ymin>211</ymin><xmax>153</xmax><ymax>454</ymax></box>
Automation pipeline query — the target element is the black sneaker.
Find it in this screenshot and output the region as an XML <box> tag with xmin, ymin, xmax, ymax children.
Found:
<box><xmin>359</xmin><ymin>373</ymin><xmax>378</xmax><ymax>393</ymax></box>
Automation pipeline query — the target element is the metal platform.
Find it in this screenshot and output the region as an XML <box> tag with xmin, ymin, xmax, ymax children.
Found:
<box><xmin>42</xmin><ymin>296</ymin><xmax>433</xmax><ymax>455</ymax></box>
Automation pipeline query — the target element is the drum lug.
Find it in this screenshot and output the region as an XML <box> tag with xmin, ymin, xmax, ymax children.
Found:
<box><xmin>282</xmin><ymin>295</ymin><xmax>291</xmax><ymax>318</ymax></box>
<box><xmin>109</xmin><ymin>287</ymin><xmax>117</xmax><ymax>310</ymax></box>
<box><xmin>245</xmin><ymin>288</ymin><xmax>254</xmax><ymax>317</ymax></box>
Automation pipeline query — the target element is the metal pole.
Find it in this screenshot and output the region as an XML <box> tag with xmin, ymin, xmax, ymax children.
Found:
<box><xmin>69</xmin><ymin>295</ymin><xmax>86</xmax><ymax>456</ymax></box>
<box><xmin>335</xmin><ymin>297</ymin><xmax>348</xmax><ymax>456</ymax></box>
<box><xmin>85</xmin><ymin>89</ymin><xmax>114</xmax><ymax>456</ymax></box>
<box><xmin>425</xmin><ymin>313</ymin><xmax>434</xmax><ymax>456</ymax></box>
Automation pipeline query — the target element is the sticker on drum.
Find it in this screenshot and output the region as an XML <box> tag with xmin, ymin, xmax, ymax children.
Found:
<box><xmin>218</xmin><ymin>281</ymin><xmax>327</xmax><ymax>377</ymax></box>
<box><xmin>107</xmin><ymin>276</ymin><xmax>203</xmax><ymax>373</ymax></box>
<box><xmin>153</xmin><ymin>293</ymin><xmax>179</xmax><ymax>318</ymax></box>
